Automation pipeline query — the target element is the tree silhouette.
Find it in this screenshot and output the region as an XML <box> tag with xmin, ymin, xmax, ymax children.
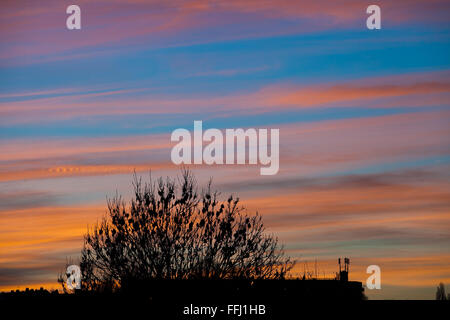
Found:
<box><xmin>436</xmin><ymin>282</ymin><xmax>448</xmax><ymax>300</ymax></box>
<box><xmin>61</xmin><ymin>170</ymin><xmax>294</xmax><ymax>293</ymax></box>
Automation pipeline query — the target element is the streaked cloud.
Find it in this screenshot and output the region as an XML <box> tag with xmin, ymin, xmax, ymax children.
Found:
<box><xmin>1</xmin><ymin>71</ymin><xmax>449</xmax><ymax>125</ymax></box>
<box><xmin>1</xmin><ymin>0</ymin><xmax>449</xmax><ymax>64</ymax></box>
<box><xmin>1</xmin><ymin>0</ymin><xmax>449</xmax><ymax>299</ymax></box>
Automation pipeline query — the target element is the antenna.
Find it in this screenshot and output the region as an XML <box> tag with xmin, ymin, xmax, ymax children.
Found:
<box><xmin>338</xmin><ymin>257</ymin><xmax>350</xmax><ymax>282</ymax></box>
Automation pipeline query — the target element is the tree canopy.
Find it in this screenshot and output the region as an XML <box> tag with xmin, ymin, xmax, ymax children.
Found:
<box><xmin>60</xmin><ymin>170</ymin><xmax>294</xmax><ymax>293</ymax></box>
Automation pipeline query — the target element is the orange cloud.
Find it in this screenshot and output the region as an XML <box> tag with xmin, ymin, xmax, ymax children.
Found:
<box><xmin>262</xmin><ymin>81</ymin><xmax>450</xmax><ymax>108</ymax></box>
<box><xmin>0</xmin><ymin>163</ymin><xmax>174</xmax><ymax>182</ymax></box>
<box><xmin>1</xmin><ymin>109</ymin><xmax>448</xmax><ymax>183</ymax></box>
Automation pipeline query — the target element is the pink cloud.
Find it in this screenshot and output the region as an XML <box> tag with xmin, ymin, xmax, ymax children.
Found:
<box><xmin>1</xmin><ymin>70</ymin><xmax>449</xmax><ymax>125</ymax></box>
<box><xmin>1</xmin><ymin>0</ymin><xmax>448</xmax><ymax>64</ymax></box>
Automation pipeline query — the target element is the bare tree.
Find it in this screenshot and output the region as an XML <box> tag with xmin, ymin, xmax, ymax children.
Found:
<box><xmin>436</xmin><ymin>282</ymin><xmax>448</xmax><ymax>300</ymax></box>
<box><xmin>62</xmin><ymin>170</ymin><xmax>294</xmax><ymax>292</ymax></box>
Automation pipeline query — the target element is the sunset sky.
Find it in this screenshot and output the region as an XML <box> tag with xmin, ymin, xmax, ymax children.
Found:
<box><xmin>1</xmin><ymin>0</ymin><xmax>450</xmax><ymax>300</ymax></box>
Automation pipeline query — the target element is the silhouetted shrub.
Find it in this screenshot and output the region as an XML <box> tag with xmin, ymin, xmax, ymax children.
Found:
<box><xmin>60</xmin><ymin>170</ymin><xmax>294</xmax><ymax>293</ymax></box>
<box><xmin>436</xmin><ymin>282</ymin><xmax>448</xmax><ymax>300</ymax></box>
